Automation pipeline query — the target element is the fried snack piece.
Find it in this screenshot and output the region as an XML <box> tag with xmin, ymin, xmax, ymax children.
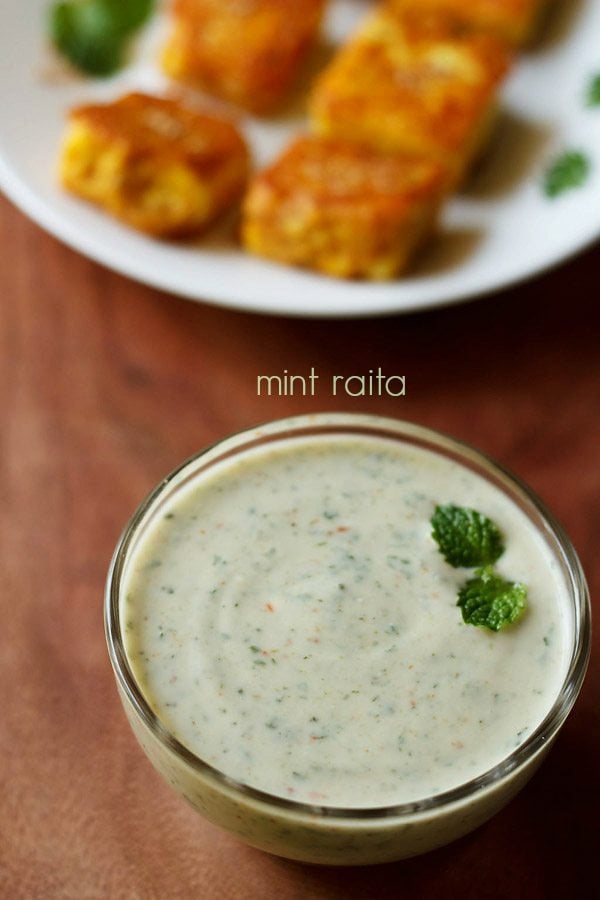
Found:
<box><xmin>60</xmin><ymin>93</ymin><xmax>250</xmax><ymax>237</ymax></box>
<box><xmin>162</xmin><ymin>0</ymin><xmax>326</xmax><ymax>114</ymax></box>
<box><xmin>309</xmin><ymin>7</ymin><xmax>513</xmax><ymax>186</ymax></box>
<box><xmin>242</xmin><ymin>135</ymin><xmax>447</xmax><ymax>280</ymax></box>
<box><xmin>388</xmin><ymin>0</ymin><xmax>548</xmax><ymax>46</ymax></box>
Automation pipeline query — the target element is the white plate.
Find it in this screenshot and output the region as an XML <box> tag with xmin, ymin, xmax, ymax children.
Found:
<box><xmin>1</xmin><ymin>0</ymin><xmax>600</xmax><ymax>318</ymax></box>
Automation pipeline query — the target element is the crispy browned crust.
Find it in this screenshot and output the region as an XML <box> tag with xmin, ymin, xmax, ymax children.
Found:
<box><xmin>62</xmin><ymin>93</ymin><xmax>250</xmax><ymax>237</ymax></box>
<box><xmin>387</xmin><ymin>0</ymin><xmax>548</xmax><ymax>45</ymax></box>
<box><xmin>67</xmin><ymin>92</ymin><xmax>248</xmax><ymax>173</ymax></box>
<box><xmin>242</xmin><ymin>136</ymin><xmax>447</xmax><ymax>280</ymax></box>
<box><xmin>162</xmin><ymin>0</ymin><xmax>326</xmax><ymax>114</ymax></box>
<box><xmin>309</xmin><ymin>6</ymin><xmax>513</xmax><ymax>181</ymax></box>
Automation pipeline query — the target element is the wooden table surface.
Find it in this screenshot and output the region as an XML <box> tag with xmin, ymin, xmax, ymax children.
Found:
<box><xmin>0</xmin><ymin>191</ymin><xmax>597</xmax><ymax>899</ymax></box>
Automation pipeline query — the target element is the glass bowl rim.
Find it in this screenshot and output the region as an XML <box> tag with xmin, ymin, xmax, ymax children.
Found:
<box><xmin>105</xmin><ymin>413</ymin><xmax>591</xmax><ymax>822</ymax></box>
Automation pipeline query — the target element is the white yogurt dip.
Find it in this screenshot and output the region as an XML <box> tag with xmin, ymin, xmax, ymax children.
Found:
<box><xmin>121</xmin><ymin>431</ymin><xmax>572</xmax><ymax>810</ymax></box>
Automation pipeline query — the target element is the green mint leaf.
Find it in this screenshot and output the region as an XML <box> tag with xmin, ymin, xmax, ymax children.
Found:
<box><xmin>50</xmin><ymin>2</ymin><xmax>124</xmax><ymax>76</ymax></box>
<box><xmin>101</xmin><ymin>0</ymin><xmax>156</xmax><ymax>35</ymax></box>
<box><xmin>49</xmin><ymin>1</ymin><xmax>156</xmax><ymax>77</ymax></box>
<box><xmin>586</xmin><ymin>73</ymin><xmax>600</xmax><ymax>107</ymax></box>
<box><xmin>543</xmin><ymin>151</ymin><xmax>590</xmax><ymax>198</ymax></box>
<box><xmin>457</xmin><ymin>566</ymin><xmax>527</xmax><ymax>632</ymax></box>
<box><xmin>431</xmin><ymin>504</ymin><xmax>504</xmax><ymax>568</ymax></box>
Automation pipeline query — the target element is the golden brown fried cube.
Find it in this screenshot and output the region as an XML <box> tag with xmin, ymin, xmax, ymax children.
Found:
<box><xmin>309</xmin><ymin>7</ymin><xmax>513</xmax><ymax>185</ymax></box>
<box><xmin>388</xmin><ymin>0</ymin><xmax>548</xmax><ymax>46</ymax></box>
<box><xmin>162</xmin><ymin>0</ymin><xmax>326</xmax><ymax>114</ymax></box>
<box><xmin>60</xmin><ymin>93</ymin><xmax>250</xmax><ymax>237</ymax></box>
<box><xmin>241</xmin><ymin>136</ymin><xmax>447</xmax><ymax>280</ymax></box>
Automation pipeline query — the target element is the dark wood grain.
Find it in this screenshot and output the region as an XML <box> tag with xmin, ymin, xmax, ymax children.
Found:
<box><xmin>0</xmin><ymin>192</ymin><xmax>597</xmax><ymax>899</ymax></box>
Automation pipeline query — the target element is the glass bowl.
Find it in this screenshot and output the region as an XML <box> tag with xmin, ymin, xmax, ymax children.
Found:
<box><xmin>105</xmin><ymin>414</ymin><xmax>590</xmax><ymax>865</ymax></box>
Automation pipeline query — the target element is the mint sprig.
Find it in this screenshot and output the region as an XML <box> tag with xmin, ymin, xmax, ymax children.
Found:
<box><xmin>430</xmin><ymin>504</ymin><xmax>527</xmax><ymax>632</ymax></box>
<box><xmin>586</xmin><ymin>73</ymin><xmax>600</xmax><ymax>107</ymax></box>
<box><xmin>457</xmin><ymin>567</ymin><xmax>527</xmax><ymax>632</ymax></box>
<box><xmin>431</xmin><ymin>504</ymin><xmax>504</xmax><ymax>568</ymax></box>
<box><xmin>49</xmin><ymin>0</ymin><xmax>155</xmax><ymax>77</ymax></box>
<box><xmin>101</xmin><ymin>0</ymin><xmax>156</xmax><ymax>34</ymax></box>
<box><xmin>543</xmin><ymin>151</ymin><xmax>590</xmax><ymax>199</ymax></box>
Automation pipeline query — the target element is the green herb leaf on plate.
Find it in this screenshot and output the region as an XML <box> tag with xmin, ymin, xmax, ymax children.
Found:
<box><xmin>431</xmin><ymin>504</ymin><xmax>504</xmax><ymax>569</ymax></box>
<box><xmin>586</xmin><ymin>73</ymin><xmax>600</xmax><ymax>107</ymax></box>
<box><xmin>50</xmin><ymin>2</ymin><xmax>122</xmax><ymax>76</ymax></box>
<box><xmin>457</xmin><ymin>566</ymin><xmax>527</xmax><ymax>632</ymax></box>
<box><xmin>49</xmin><ymin>0</ymin><xmax>156</xmax><ymax>78</ymax></box>
<box><xmin>543</xmin><ymin>151</ymin><xmax>591</xmax><ymax>198</ymax></box>
<box><xmin>101</xmin><ymin>0</ymin><xmax>156</xmax><ymax>35</ymax></box>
